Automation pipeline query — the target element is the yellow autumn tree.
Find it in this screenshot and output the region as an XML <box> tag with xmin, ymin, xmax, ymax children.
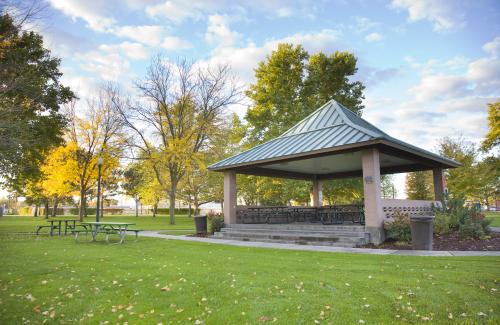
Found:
<box><xmin>39</xmin><ymin>142</ymin><xmax>79</xmax><ymax>216</ymax></box>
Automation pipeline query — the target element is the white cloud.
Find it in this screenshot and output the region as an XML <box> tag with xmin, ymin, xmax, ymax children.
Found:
<box><xmin>145</xmin><ymin>0</ymin><xmax>205</xmax><ymax>24</ymax></box>
<box><xmin>113</xmin><ymin>25</ymin><xmax>165</xmax><ymax>46</ymax></box>
<box><xmin>276</xmin><ymin>7</ymin><xmax>294</xmax><ymax>17</ymax></box>
<box><xmin>48</xmin><ymin>0</ymin><xmax>115</xmax><ymax>32</ymax></box>
<box><xmin>391</xmin><ymin>0</ymin><xmax>464</xmax><ymax>31</ymax></box>
<box><xmin>205</xmin><ymin>15</ymin><xmax>242</xmax><ymax>47</ymax></box>
<box><xmin>161</xmin><ymin>36</ymin><xmax>193</xmax><ymax>50</ymax></box>
<box><xmin>99</xmin><ymin>42</ymin><xmax>150</xmax><ymax>60</ymax></box>
<box><xmin>352</xmin><ymin>16</ymin><xmax>380</xmax><ymax>32</ymax></box>
<box><xmin>409</xmin><ymin>74</ymin><xmax>469</xmax><ymax>101</ymax></box>
<box><xmin>200</xmin><ymin>29</ymin><xmax>340</xmax><ymax>85</ymax></box>
<box><xmin>365</xmin><ymin>32</ymin><xmax>383</xmax><ymax>42</ymax></box>
<box><xmin>78</xmin><ymin>50</ymin><xmax>131</xmax><ymax>82</ymax></box>
<box><xmin>483</xmin><ymin>36</ymin><xmax>500</xmax><ymax>58</ymax></box>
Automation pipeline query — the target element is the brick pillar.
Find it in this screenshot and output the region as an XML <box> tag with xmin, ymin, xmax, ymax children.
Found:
<box><xmin>311</xmin><ymin>179</ymin><xmax>323</xmax><ymax>207</ymax></box>
<box><xmin>223</xmin><ymin>171</ymin><xmax>237</xmax><ymax>224</ymax></box>
<box><xmin>433</xmin><ymin>168</ymin><xmax>444</xmax><ymax>202</ymax></box>
<box><xmin>362</xmin><ymin>148</ymin><xmax>384</xmax><ymax>244</ymax></box>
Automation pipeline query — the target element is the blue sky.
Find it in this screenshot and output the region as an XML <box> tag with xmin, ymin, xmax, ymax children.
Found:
<box><xmin>6</xmin><ymin>0</ymin><xmax>500</xmax><ymax>197</ymax></box>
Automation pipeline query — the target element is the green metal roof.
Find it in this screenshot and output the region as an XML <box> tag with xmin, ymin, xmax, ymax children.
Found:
<box><xmin>209</xmin><ymin>100</ymin><xmax>459</xmax><ymax>173</ymax></box>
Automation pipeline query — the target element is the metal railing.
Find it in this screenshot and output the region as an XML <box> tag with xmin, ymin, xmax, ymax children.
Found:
<box><xmin>236</xmin><ymin>205</ymin><xmax>365</xmax><ymax>225</ymax></box>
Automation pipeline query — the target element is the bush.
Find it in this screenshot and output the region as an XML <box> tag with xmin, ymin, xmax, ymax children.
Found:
<box><xmin>149</xmin><ymin>208</ymin><xmax>191</xmax><ymax>215</ymax></box>
<box><xmin>207</xmin><ymin>212</ymin><xmax>224</xmax><ymax>234</ymax></box>
<box><xmin>384</xmin><ymin>212</ymin><xmax>411</xmax><ymax>242</ymax></box>
<box><xmin>437</xmin><ymin>199</ymin><xmax>491</xmax><ymax>239</ymax></box>
<box><xmin>434</xmin><ymin>212</ymin><xmax>454</xmax><ymax>235</ymax></box>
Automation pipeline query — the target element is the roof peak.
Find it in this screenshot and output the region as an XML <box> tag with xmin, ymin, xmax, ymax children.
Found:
<box><xmin>280</xmin><ymin>99</ymin><xmax>386</xmax><ymax>138</ymax></box>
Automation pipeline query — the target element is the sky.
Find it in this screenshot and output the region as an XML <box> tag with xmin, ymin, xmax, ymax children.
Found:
<box><xmin>4</xmin><ymin>0</ymin><xmax>500</xmax><ymax>200</ymax></box>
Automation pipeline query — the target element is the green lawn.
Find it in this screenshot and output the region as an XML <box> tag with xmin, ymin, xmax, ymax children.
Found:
<box><xmin>0</xmin><ymin>214</ymin><xmax>196</xmax><ymax>234</ymax></box>
<box><xmin>485</xmin><ymin>211</ymin><xmax>500</xmax><ymax>227</ymax></box>
<box><xmin>0</xmin><ymin>222</ymin><xmax>499</xmax><ymax>324</ymax></box>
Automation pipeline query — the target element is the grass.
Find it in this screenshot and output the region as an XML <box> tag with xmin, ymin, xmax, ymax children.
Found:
<box><xmin>0</xmin><ymin>218</ymin><xmax>499</xmax><ymax>324</ymax></box>
<box><xmin>485</xmin><ymin>211</ymin><xmax>500</xmax><ymax>227</ymax></box>
<box><xmin>0</xmin><ymin>214</ymin><xmax>196</xmax><ymax>234</ymax></box>
<box><xmin>0</xmin><ymin>234</ymin><xmax>498</xmax><ymax>324</ymax></box>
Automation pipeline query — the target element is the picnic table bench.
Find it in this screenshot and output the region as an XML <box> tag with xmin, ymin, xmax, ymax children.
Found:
<box><xmin>75</xmin><ymin>222</ymin><xmax>141</xmax><ymax>244</ymax></box>
<box><xmin>35</xmin><ymin>219</ymin><xmax>86</xmax><ymax>236</ymax></box>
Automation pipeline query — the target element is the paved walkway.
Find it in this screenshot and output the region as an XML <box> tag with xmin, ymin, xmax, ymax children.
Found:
<box><xmin>140</xmin><ymin>231</ymin><xmax>500</xmax><ymax>257</ymax></box>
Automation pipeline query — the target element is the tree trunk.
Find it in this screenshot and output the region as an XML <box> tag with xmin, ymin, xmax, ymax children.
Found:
<box><xmin>79</xmin><ymin>189</ymin><xmax>85</xmax><ymax>221</ymax></box>
<box><xmin>44</xmin><ymin>200</ymin><xmax>49</xmax><ymax>219</ymax></box>
<box><xmin>52</xmin><ymin>197</ymin><xmax>58</xmax><ymax>217</ymax></box>
<box><xmin>168</xmin><ymin>178</ymin><xmax>177</xmax><ymax>225</ymax></box>
<box><xmin>135</xmin><ymin>197</ymin><xmax>139</xmax><ymax>217</ymax></box>
<box><xmin>34</xmin><ymin>205</ymin><xmax>38</xmax><ymax>217</ymax></box>
<box><xmin>188</xmin><ymin>202</ymin><xmax>192</xmax><ymax>217</ymax></box>
<box><xmin>153</xmin><ymin>203</ymin><xmax>158</xmax><ymax>217</ymax></box>
<box><xmin>194</xmin><ymin>203</ymin><xmax>200</xmax><ymax>216</ymax></box>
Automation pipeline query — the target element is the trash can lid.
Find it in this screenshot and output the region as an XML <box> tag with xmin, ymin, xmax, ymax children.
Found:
<box><xmin>194</xmin><ymin>215</ymin><xmax>206</xmax><ymax>218</ymax></box>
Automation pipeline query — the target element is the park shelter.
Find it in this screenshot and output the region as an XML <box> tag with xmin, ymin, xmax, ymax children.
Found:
<box><xmin>208</xmin><ymin>100</ymin><xmax>459</xmax><ymax>244</ymax></box>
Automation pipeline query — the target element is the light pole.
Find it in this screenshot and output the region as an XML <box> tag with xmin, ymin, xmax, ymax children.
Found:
<box><xmin>96</xmin><ymin>156</ymin><xmax>103</xmax><ymax>222</ymax></box>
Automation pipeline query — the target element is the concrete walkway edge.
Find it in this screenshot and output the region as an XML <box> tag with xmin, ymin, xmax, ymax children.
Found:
<box><xmin>140</xmin><ymin>231</ymin><xmax>500</xmax><ymax>257</ymax></box>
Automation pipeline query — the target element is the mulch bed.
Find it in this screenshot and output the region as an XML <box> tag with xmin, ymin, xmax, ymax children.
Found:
<box><xmin>362</xmin><ymin>232</ymin><xmax>500</xmax><ymax>251</ymax></box>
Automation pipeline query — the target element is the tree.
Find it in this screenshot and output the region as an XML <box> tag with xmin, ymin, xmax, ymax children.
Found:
<box><xmin>323</xmin><ymin>178</ymin><xmax>363</xmax><ymax>205</ymax></box>
<box><xmin>481</xmin><ymin>101</ymin><xmax>500</xmax><ymax>152</ymax></box>
<box><xmin>245</xmin><ymin>43</ymin><xmax>364</xmax><ymax>143</ymax></box>
<box><xmin>242</xmin><ymin>43</ymin><xmax>365</xmax><ymax>205</ymax></box>
<box><xmin>66</xmin><ymin>85</ymin><xmax>125</xmax><ymax>220</ymax></box>
<box><xmin>476</xmin><ymin>156</ymin><xmax>500</xmax><ymax>209</ymax></box>
<box><xmin>123</xmin><ymin>164</ymin><xmax>143</xmax><ymax>217</ymax></box>
<box><xmin>405</xmin><ymin>171</ymin><xmax>433</xmax><ymax>200</ymax></box>
<box><xmin>116</xmin><ymin>56</ymin><xmax>241</xmax><ymax>224</ymax></box>
<box><xmin>0</xmin><ymin>13</ymin><xmax>74</xmax><ymax>189</ymax></box>
<box><xmin>437</xmin><ymin>137</ymin><xmax>478</xmax><ymax>200</ymax></box>
<box><xmin>39</xmin><ymin>144</ymin><xmax>79</xmax><ymax>216</ymax></box>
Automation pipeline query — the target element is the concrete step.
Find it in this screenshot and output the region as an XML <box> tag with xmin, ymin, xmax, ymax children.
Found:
<box><xmin>212</xmin><ymin>233</ymin><xmax>362</xmax><ymax>248</ymax></box>
<box><xmin>213</xmin><ymin>231</ymin><xmax>368</xmax><ymax>246</ymax></box>
<box><xmin>221</xmin><ymin>228</ymin><xmax>368</xmax><ymax>238</ymax></box>
<box><xmin>226</xmin><ymin>223</ymin><xmax>365</xmax><ymax>232</ymax></box>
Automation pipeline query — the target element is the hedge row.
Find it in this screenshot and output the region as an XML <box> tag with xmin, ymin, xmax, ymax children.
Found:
<box><xmin>148</xmin><ymin>208</ymin><xmax>192</xmax><ymax>215</ymax></box>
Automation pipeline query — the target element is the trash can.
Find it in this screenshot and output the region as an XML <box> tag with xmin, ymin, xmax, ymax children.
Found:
<box><xmin>194</xmin><ymin>215</ymin><xmax>207</xmax><ymax>234</ymax></box>
<box><xmin>410</xmin><ymin>215</ymin><xmax>435</xmax><ymax>250</ymax></box>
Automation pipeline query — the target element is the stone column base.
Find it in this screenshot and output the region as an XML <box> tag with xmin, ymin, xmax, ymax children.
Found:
<box><xmin>366</xmin><ymin>226</ymin><xmax>385</xmax><ymax>245</ymax></box>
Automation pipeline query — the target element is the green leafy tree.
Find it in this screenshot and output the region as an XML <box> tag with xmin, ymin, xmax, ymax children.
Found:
<box><xmin>245</xmin><ymin>43</ymin><xmax>364</xmax><ymax>143</ymax></box>
<box><xmin>242</xmin><ymin>43</ymin><xmax>365</xmax><ymax>205</ymax></box>
<box><xmin>481</xmin><ymin>101</ymin><xmax>500</xmax><ymax>152</ymax></box>
<box><xmin>123</xmin><ymin>164</ymin><xmax>144</xmax><ymax>217</ymax></box>
<box><xmin>0</xmin><ymin>13</ymin><xmax>74</xmax><ymax>188</ymax></box>
<box><xmin>438</xmin><ymin>137</ymin><xmax>478</xmax><ymax>200</ymax></box>
<box><xmin>476</xmin><ymin>156</ymin><xmax>500</xmax><ymax>209</ymax></box>
<box><xmin>405</xmin><ymin>171</ymin><xmax>433</xmax><ymax>200</ymax></box>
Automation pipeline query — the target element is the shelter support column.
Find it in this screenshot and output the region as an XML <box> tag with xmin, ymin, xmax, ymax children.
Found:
<box><xmin>223</xmin><ymin>171</ymin><xmax>237</xmax><ymax>224</ymax></box>
<box><xmin>362</xmin><ymin>148</ymin><xmax>384</xmax><ymax>244</ymax></box>
<box><xmin>312</xmin><ymin>179</ymin><xmax>323</xmax><ymax>207</ymax></box>
<box><xmin>433</xmin><ymin>167</ymin><xmax>444</xmax><ymax>202</ymax></box>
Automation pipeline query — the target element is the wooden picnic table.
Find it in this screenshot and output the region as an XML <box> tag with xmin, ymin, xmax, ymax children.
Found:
<box><xmin>81</xmin><ymin>222</ymin><xmax>135</xmax><ymax>244</ymax></box>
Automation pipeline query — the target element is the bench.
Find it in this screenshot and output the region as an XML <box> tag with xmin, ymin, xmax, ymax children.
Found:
<box><xmin>72</xmin><ymin>228</ymin><xmax>119</xmax><ymax>242</ymax></box>
<box><xmin>36</xmin><ymin>225</ymin><xmax>56</xmax><ymax>235</ymax></box>
<box><xmin>125</xmin><ymin>229</ymin><xmax>143</xmax><ymax>240</ymax></box>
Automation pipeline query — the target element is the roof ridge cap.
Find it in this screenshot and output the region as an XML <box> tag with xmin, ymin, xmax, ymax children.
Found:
<box><xmin>334</xmin><ymin>103</ymin><xmax>382</xmax><ymax>139</ymax></box>
<box><xmin>281</xmin><ymin>100</ymin><xmax>335</xmax><ymax>136</ymax></box>
<box><xmin>278</xmin><ymin>122</ymin><xmax>347</xmax><ymax>139</ymax></box>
